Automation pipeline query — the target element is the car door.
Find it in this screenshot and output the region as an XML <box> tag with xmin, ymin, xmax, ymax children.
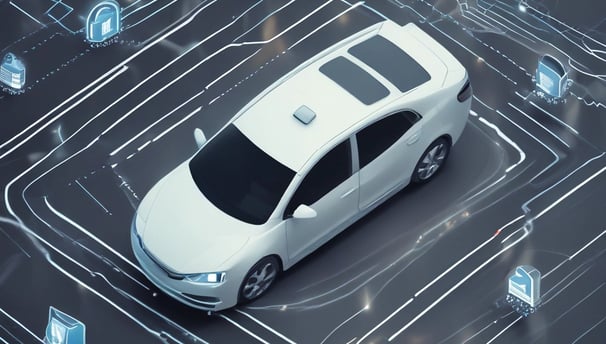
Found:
<box><xmin>284</xmin><ymin>138</ymin><xmax>358</xmax><ymax>263</ymax></box>
<box><xmin>357</xmin><ymin>111</ymin><xmax>423</xmax><ymax>210</ymax></box>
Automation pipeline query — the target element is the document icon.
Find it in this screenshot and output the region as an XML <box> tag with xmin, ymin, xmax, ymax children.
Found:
<box><xmin>0</xmin><ymin>53</ymin><xmax>26</xmax><ymax>90</ymax></box>
<box><xmin>86</xmin><ymin>1</ymin><xmax>121</xmax><ymax>43</ymax></box>
<box><xmin>44</xmin><ymin>307</ymin><xmax>86</xmax><ymax>344</ymax></box>
<box><xmin>508</xmin><ymin>265</ymin><xmax>541</xmax><ymax>308</ymax></box>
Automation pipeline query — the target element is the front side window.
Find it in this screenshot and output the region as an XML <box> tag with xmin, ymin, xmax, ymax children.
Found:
<box><xmin>284</xmin><ymin>140</ymin><xmax>352</xmax><ymax>217</ymax></box>
<box><xmin>189</xmin><ymin>124</ymin><xmax>295</xmax><ymax>225</ymax></box>
<box><xmin>356</xmin><ymin>111</ymin><xmax>421</xmax><ymax>168</ymax></box>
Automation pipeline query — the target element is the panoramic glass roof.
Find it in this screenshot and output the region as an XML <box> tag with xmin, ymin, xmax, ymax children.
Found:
<box><xmin>319</xmin><ymin>56</ymin><xmax>390</xmax><ymax>105</ymax></box>
<box><xmin>348</xmin><ymin>35</ymin><xmax>431</xmax><ymax>93</ymax></box>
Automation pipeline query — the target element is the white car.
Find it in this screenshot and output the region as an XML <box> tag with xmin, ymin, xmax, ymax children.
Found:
<box><xmin>131</xmin><ymin>20</ymin><xmax>472</xmax><ymax>311</ymax></box>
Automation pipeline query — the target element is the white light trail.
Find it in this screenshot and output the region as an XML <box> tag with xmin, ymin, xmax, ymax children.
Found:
<box><xmin>152</xmin><ymin>107</ymin><xmax>202</xmax><ymax>142</ymax></box>
<box><xmin>110</xmin><ymin>88</ymin><xmax>205</xmax><ymax>156</ymax></box>
<box><xmin>534</xmin><ymin>166</ymin><xmax>606</xmax><ymax>220</ymax></box>
<box><xmin>74</xmin><ymin>180</ymin><xmax>111</xmax><ymax>214</ymax></box>
<box><xmin>476</xmin><ymin>114</ymin><xmax>525</xmax><ymax>173</ymax></box>
<box><xmin>219</xmin><ymin>314</ymin><xmax>269</xmax><ymax>344</ymax></box>
<box><xmin>0</xmin><ymin>308</ymin><xmax>44</xmax><ymax>343</ymax></box>
<box><xmin>320</xmin><ymin>305</ymin><xmax>367</xmax><ymax>344</ymax></box>
<box><xmin>288</xmin><ymin>1</ymin><xmax>364</xmax><ymax>50</ymax></box>
<box><xmin>233</xmin><ymin>0</ymin><xmax>296</xmax><ymax>42</ymax></box>
<box><xmin>236</xmin><ymin>309</ymin><xmax>297</xmax><ymax>344</ymax></box>
<box><xmin>485</xmin><ymin>315</ymin><xmax>522</xmax><ymax>344</ymax></box>
<box><xmin>387</xmin><ymin>226</ymin><xmax>529</xmax><ymax>341</ymax></box>
<box><xmin>0</xmin><ymin>0</ymin><xmax>218</xmax><ymax>158</ymax></box>
<box><xmin>508</xmin><ymin>103</ymin><xmax>570</xmax><ymax>148</ymax></box>
<box><xmin>356</xmin><ymin>298</ymin><xmax>413</xmax><ymax>344</ymax></box>
<box><xmin>529</xmin><ymin>101</ymin><xmax>579</xmax><ymax>135</ymax></box>
<box><xmin>9</xmin><ymin>1</ymin><xmax>45</xmax><ymax>27</ymax></box>
<box><xmin>0</xmin><ymin>66</ymin><xmax>129</xmax><ymax>160</ymax></box>
<box><xmin>44</xmin><ymin>197</ymin><xmax>143</xmax><ymax>274</ymax></box>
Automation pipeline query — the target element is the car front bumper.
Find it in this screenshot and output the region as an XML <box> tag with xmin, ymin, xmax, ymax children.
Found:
<box><xmin>130</xmin><ymin>216</ymin><xmax>240</xmax><ymax>311</ymax></box>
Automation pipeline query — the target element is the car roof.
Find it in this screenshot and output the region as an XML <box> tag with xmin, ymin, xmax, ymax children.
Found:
<box><xmin>234</xmin><ymin>21</ymin><xmax>447</xmax><ymax>172</ymax></box>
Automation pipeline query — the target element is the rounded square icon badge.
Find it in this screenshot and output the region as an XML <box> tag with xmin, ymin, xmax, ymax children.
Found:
<box><xmin>86</xmin><ymin>1</ymin><xmax>121</xmax><ymax>43</ymax></box>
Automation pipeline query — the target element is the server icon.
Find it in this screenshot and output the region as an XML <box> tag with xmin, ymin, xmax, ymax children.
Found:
<box><xmin>86</xmin><ymin>1</ymin><xmax>121</xmax><ymax>43</ymax></box>
<box><xmin>536</xmin><ymin>55</ymin><xmax>568</xmax><ymax>98</ymax></box>
<box><xmin>0</xmin><ymin>53</ymin><xmax>26</xmax><ymax>90</ymax></box>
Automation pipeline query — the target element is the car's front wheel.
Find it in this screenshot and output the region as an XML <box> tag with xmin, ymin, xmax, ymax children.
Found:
<box><xmin>238</xmin><ymin>256</ymin><xmax>280</xmax><ymax>303</ymax></box>
<box><xmin>412</xmin><ymin>137</ymin><xmax>451</xmax><ymax>184</ymax></box>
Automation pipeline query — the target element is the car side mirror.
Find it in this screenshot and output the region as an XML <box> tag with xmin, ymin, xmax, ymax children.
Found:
<box><xmin>292</xmin><ymin>204</ymin><xmax>317</xmax><ymax>219</ymax></box>
<box><xmin>194</xmin><ymin>128</ymin><xmax>207</xmax><ymax>148</ymax></box>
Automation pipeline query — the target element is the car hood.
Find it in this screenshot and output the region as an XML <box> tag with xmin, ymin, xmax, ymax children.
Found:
<box><xmin>137</xmin><ymin>161</ymin><xmax>251</xmax><ymax>273</ymax></box>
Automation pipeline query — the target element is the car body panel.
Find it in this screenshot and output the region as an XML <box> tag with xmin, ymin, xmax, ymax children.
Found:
<box><xmin>132</xmin><ymin>20</ymin><xmax>472</xmax><ymax>311</ymax></box>
<box><xmin>137</xmin><ymin>162</ymin><xmax>251</xmax><ymax>273</ymax></box>
<box><xmin>285</xmin><ymin>173</ymin><xmax>359</xmax><ymax>262</ymax></box>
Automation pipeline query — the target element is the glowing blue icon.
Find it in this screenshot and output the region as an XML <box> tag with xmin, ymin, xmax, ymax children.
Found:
<box><xmin>508</xmin><ymin>265</ymin><xmax>541</xmax><ymax>308</ymax></box>
<box><xmin>0</xmin><ymin>53</ymin><xmax>26</xmax><ymax>89</ymax></box>
<box><xmin>44</xmin><ymin>307</ymin><xmax>85</xmax><ymax>344</ymax></box>
<box><xmin>536</xmin><ymin>55</ymin><xmax>568</xmax><ymax>98</ymax></box>
<box><xmin>86</xmin><ymin>1</ymin><xmax>121</xmax><ymax>43</ymax></box>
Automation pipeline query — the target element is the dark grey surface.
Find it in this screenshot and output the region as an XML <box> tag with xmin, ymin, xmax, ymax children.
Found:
<box><xmin>320</xmin><ymin>56</ymin><xmax>390</xmax><ymax>105</ymax></box>
<box><xmin>348</xmin><ymin>35</ymin><xmax>431</xmax><ymax>93</ymax></box>
<box><xmin>1</xmin><ymin>0</ymin><xmax>605</xmax><ymax>343</ymax></box>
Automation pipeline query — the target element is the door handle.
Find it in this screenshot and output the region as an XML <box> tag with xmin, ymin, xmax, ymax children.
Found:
<box><xmin>407</xmin><ymin>131</ymin><xmax>421</xmax><ymax>145</ymax></box>
<box><xmin>340</xmin><ymin>187</ymin><xmax>357</xmax><ymax>199</ymax></box>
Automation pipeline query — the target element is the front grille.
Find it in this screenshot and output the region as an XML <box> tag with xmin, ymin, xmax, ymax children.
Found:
<box><xmin>139</xmin><ymin>239</ymin><xmax>185</xmax><ymax>280</ymax></box>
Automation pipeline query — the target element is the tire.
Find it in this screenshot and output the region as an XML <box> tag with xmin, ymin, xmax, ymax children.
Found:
<box><xmin>411</xmin><ymin>137</ymin><xmax>451</xmax><ymax>184</ymax></box>
<box><xmin>238</xmin><ymin>256</ymin><xmax>280</xmax><ymax>303</ymax></box>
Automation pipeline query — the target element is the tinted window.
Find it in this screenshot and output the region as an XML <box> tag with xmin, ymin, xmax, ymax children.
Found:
<box><xmin>356</xmin><ymin>112</ymin><xmax>420</xmax><ymax>168</ymax></box>
<box><xmin>348</xmin><ymin>35</ymin><xmax>431</xmax><ymax>92</ymax></box>
<box><xmin>319</xmin><ymin>56</ymin><xmax>390</xmax><ymax>105</ymax></box>
<box><xmin>285</xmin><ymin>140</ymin><xmax>352</xmax><ymax>217</ymax></box>
<box><xmin>189</xmin><ymin>124</ymin><xmax>295</xmax><ymax>225</ymax></box>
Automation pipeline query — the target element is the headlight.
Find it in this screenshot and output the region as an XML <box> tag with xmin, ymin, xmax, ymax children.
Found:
<box><xmin>185</xmin><ymin>272</ymin><xmax>226</xmax><ymax>284</ymax></box>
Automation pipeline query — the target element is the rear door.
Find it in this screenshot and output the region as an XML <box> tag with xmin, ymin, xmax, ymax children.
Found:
<box><xmin>357</xmin><ymin>111</ymin><xmax>423</xmax><ymax>210</ymax></box>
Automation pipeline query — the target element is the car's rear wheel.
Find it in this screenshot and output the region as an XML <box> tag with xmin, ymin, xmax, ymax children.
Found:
<box><xmin>412</xmin><ymin>137</ymin><xmax>450</xmax><ymax>183</ymax></box>
<box><xmin>238</xmin><ymin>256</ymin><xmax>280</xmax><ymax>303</ymax></box>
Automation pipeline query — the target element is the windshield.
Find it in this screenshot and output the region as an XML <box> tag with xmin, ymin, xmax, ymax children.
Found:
<box><xmin>189</xmin><ymin>124</ymin><xmax>295</xmax><ymax>225</ymax></box>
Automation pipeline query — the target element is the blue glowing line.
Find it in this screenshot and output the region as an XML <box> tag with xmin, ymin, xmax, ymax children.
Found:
<box><xmin>46</xmin><ymin>12</ymin><xmax>78</xmax><ymax>34</ymax></box>
<box><xmin>9</xmin><ymin>1</ymin><xmax>46</xmax><ymax>27</ymax></box>
<box><xmin>74</xmin><ymin>180</ymin><xmax>111</xmax><ymax>214</ymax></box>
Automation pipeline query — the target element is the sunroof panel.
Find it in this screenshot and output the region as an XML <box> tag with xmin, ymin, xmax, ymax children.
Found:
<box><xmin>319</xmin><ymin>56</ymin><xmax>389</xmax><ymax>105</ymax></box>
<box><xmin>348</xmin><ymin>35</ymin><xmax>430</xmax><ymax>93</ymax></box>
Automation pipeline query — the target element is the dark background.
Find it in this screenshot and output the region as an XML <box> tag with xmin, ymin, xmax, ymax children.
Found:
<box><xmin>0</xmin><ymin>0</ymin><xmax>605</xmax><ymax>343</ymax></box>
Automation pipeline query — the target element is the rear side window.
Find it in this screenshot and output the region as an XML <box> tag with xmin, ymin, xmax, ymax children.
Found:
<box><xmin>285</xmin><ymin>140</ymin><xmax>352</xmax><ymax>217</ymax></box>
<box><xmin>356</xmin><ymin>111</ymin><xmax>420</xmax><ymax>168</ymax></box>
